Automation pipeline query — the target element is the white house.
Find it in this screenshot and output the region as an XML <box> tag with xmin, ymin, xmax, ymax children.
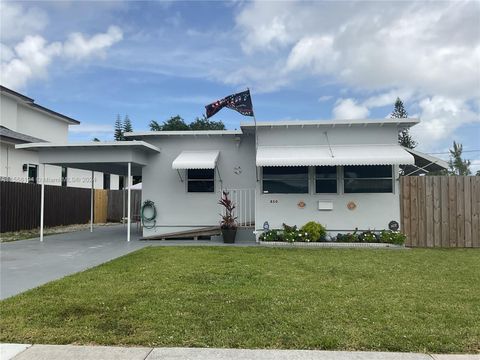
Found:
<box><xmin>0</xmin><ymin>86</ymin><xmax>120</xmax><ymax>189</ymax></box>
<box><xmin>16</xmin><ymin>117</ymin><xmax>448</xmax><ymax>241</ymax></box>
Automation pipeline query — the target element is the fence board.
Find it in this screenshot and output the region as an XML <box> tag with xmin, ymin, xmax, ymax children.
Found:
<box><xmin>400</xmin><ymin>176</ymin><xmax>479</xmax><ymax>248</ymax></box>
<box><xmin>94</xmin><ymin>189</ymin><xmax>108</xmax><ymax>223</ymax></box>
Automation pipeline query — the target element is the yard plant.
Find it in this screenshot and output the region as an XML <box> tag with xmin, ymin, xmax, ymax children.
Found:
<box><xmin>0</xmin><ymin>247</ymin><xmax>479</xmax><ymax>353</ymax></box>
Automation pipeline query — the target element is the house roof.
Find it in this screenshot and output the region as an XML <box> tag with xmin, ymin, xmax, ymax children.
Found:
<box><xmin>241</xmin><ymin>118</ymin><xmax>419</xmax><ymax>130</ymax></box>
<box><xmin>256</xmin><ymin>144</ymin><xmax>415</xmax><ymax>167</ymax></box>
<box><xmin>125</xmin><ymin>130</ymin><xmax>243</xmax><ymax>137</ymax></box>
<box><xmin>0</xmin><ymin>85</ymin><xmax>80</xmax><ymax>125</ymax></box>
<box><xmin>0</xmin><ymin>126</ymin><xmax>47</xmax><ymax>144</ymax></box>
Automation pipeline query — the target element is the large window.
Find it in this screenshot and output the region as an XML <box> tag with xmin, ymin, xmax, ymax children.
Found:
<box><xmin>187</xmin><ymin>169</ymin><xmax>215</xmax><ymax>192</ymax></box>
<box><xmin>263</xmin><ymin>166</ymin><xmax>308</xmax><ymax>194</ymax></box>
<box><xmin>344</xmin><ymin>165</ymin><xmax>393</xmax><ymax>193</ymax></box>
<box><xmin>315</xmin><ymin>166</ymin><xmax>337</xmax><ymax>193</ymax></box>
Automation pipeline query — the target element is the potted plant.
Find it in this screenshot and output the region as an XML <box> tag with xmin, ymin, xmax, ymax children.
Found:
<box><xmin>218</xmin><ymin>191</ymin><xmax>237</xmax><ymax>243</ymax></box>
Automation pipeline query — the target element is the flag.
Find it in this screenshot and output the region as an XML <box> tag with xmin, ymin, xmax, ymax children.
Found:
<box><xmin>205</xmin><ymin>90</ymin><xmax>254</xmax><ymax>118</ymax></box>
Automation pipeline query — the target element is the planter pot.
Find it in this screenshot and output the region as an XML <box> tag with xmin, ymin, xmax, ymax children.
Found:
<box><xmin>221</xmin><ymin>228</ymin><xmax>237</xmax><ymax>243</ymax></box>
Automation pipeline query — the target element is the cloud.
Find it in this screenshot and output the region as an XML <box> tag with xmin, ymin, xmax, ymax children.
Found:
<box><xmin>333</xmin><ymin>98</ymin><xmax>369</xmax><ymax>119</ymax></box>
<box><xmin>1</xmin><ymin>27</ymin><xmax>123</xmax><ymax>90</ymax></box>
<box><xmin>0</xmin><ymin>2</ymin><xmax>48</xmax><ymax>42</ymax></box>
<box><xmin>63</xmin><ymin>26</ymin><xmax>123</xmax><ymax>59</ymax></box>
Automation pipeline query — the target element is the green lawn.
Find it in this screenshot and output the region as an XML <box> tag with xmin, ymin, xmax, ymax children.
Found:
<box><xmin>1</xmin><ymin>247</ymin><xmax>479</xmax><ymax>353</ymax></box>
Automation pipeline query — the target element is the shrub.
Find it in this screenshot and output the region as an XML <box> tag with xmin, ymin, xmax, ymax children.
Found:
<box><xmin>336</xmin><ymin>231</ymin><xmax>359</xmax><ymax>243</ymax></box>
<box><xmin>282</xmin><ymin>223</ymin><xmax>310</xmax><ymax>242</ymax></box>
<box><xmin>300</xmin><ymin>221</ymin><xmax>327</xmax><ymax>242</ymax></box>
<box><xmin>259</xmin><ymin>229</ymin><xmax>283</xmax><ymax>242</ymax></box>
<box><xmin>379</xmin><ymin>230</ymin><xmax>406</xmax><ymax>245</ymax></box>
<box><xmin>358</xmin><ymin>230</ymin><xmax>379</xmax><ymax>243</ymax></box>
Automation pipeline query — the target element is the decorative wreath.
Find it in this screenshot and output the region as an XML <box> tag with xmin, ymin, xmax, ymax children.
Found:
<box><xmin>297</xmin><ymin>201</ymin><xmax>306</xmax><ymax>208</ymax></box>
<box><xmin>347</xmin><ymin>201</ymin><xmax>357</xmax><ymax>210</ymax></box>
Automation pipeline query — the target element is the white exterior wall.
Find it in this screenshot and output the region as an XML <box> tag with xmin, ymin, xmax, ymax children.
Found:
<box><xmin>16</xmin><ymin>105</ymin><xmax>68</xmax><ymax>143</ymax></box>
<box><xmin>141</xmin><ymin>134</ymin><xmax>256</xmax><ymax>237</ymax></box>
<box><xmin>254</xmin><ymin>125</ymin><xmax>402</xmax><ymax>233</ymax></box>
<box><xmin>0</xmin><ymin>95</ymin><xmax>18</xmax><ymax>130</ymax></box>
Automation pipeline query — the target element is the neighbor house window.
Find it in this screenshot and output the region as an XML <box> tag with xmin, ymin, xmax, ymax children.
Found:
<box><xmin>262</xmin><ymin>166</ymin><xmax>309</xmax><ymax>194</ymax></box>
<box><xmin>28</xmin><ymin>164</ymin><xmax>38</xmax><ymax>184</ymax></box>
<box><xmin>61</xmin><ymin>167</ymin><xmax>68</xmax><ymax>187</ymax></box>
<box><xmin>187</xmin><ymin>169</ymin><xmax>215</xmax><ymax>192</ymax></box>
<box><xmin>343</xmin><ymin>165</ymin><xmax>393</xmax><ymax>193</ymax></box>
<box><xmin>103</xmin><ymin>173</ymin><xmax>110</xmax><ymax>190</ymax></box>
<box><xmin>315</xmin><ymin>166</ymin><xmax>337</xmax><ymax>193</ymax></box>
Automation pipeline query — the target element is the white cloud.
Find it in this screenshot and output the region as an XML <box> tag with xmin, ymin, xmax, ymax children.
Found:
<box><xmin>63</xmin><ymin>26</ymin><xmax>123</xmax><ymax>59</ymax></box>
<box><xmin>1</xmin><ymin>27</ymin><xmax>123</xmax><ymax>90</ymax></box>
<box><xmin>0</xmin><ymin>2</ymin><xmax>48</xmax><ymax>42</ymax></box>
<box><xmin>410</xmin><ymin>96</ymin><xmax>480</xmax><ymax>149</ymax></box>
<box><xmin>318</xmin><ymin>95</ymin><xmax>333</xmax><ymax>102</ymax></box>
<box><xmin>333</xmin><ymin>98</ymin><xmax>369</xmax><ymax>119</ymax></box>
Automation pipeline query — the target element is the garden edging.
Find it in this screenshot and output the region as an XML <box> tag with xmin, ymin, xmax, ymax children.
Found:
<box><xmin>259</xmin><ymin>241</ymin><xmax>405</xmax><ymax>249</ymax></box>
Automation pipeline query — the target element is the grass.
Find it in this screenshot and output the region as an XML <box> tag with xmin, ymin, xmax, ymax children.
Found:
<box><xmin>0</xmin><ymin>247</ymin><xmax>479</xmax><ymax>353</ymax></box>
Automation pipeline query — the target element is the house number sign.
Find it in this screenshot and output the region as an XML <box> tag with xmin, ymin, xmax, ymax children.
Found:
<box><xmin>270</xmin><ymin>199</ymin><xmax>279</xmax><ymax>204</ymax></box>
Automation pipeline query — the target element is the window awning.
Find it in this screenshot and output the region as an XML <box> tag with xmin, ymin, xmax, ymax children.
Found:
<box><xmin>256</xmin><ymin>144</ymin><xmax>415</xmax><ymax>167</ymax></box>
<box><xmin>172</xmin><ymin>150</ymin><xmax>220</xmax><ymax>169</ymax></box>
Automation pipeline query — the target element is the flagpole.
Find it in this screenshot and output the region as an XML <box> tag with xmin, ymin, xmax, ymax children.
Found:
<box><xmin>248</xmin><ymin>88</ymin><xmax>259</xmax><ymax>182</ymax></box>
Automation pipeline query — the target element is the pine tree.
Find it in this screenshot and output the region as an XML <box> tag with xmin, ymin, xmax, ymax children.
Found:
<box><xmin>114</xmin><ymin>114</ymin><xmax>124</xmax><ymax>141</ymax></box>
<box><xmin>448</xmin><ymin>141</ymin><xmax>471</xmax><ymax>175</ymax></box>
<box><xmin>123</xmin><ymin>115</ymin><xmax>133</xmax><ymax>141</ymax></box>
<box><xmin>391</xmin><ymin>97</ymin><xmax>417</xmax><ymax>149</ymax></box>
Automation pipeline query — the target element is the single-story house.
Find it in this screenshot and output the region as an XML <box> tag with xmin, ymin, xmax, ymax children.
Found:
<box><xmin>16</xmin><ymin>118</ymin><xmax>448</xmax><ymax>241</ymax></box>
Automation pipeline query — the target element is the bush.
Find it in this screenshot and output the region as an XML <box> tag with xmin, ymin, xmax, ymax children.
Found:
<box><xmin>300</xmin><ymin>221</ymin><xmax>327</xmax><ymax>242</ymax></box>
<box><xmin>336</xmin><ymin>230</ymin><xmax>359</xmax><ymax>242</ymax></box>
<box><xmin>259</xmin><ymin>229</ymin><xmax>283</xmax><ymax>242</ymax></box>
<box><xmin>358</xmin><ymin>230</ymin><xmax>379</xmax><ymax>243</ymax></box>
<box><xmin>379</xmin><ymin>230</ymin><xmax>406</xmax><ymax>245</ymax></box>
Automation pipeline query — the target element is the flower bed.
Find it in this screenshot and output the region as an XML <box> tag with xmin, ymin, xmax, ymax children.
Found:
<box><xmin>258</xmin><ymin>222</ymin><xmax>406</xmax><ymax>246</ymax></box>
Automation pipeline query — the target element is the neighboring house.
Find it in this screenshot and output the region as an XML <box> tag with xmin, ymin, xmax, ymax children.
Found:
<box><xmin>18</xmin><ymin>117</ymin><xmax>448</xmax><ymax>240</ymax></box>
<box><xmin>0</xmin><ymin>85</ymin><xmax>119</xmax><ymax>189</ymax></box>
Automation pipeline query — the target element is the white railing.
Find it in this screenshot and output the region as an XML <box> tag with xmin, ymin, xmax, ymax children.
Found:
<box><xmin>223</xmin><ymin>188</ymin><xmax>255</xmax><ymax>227</ymax></box>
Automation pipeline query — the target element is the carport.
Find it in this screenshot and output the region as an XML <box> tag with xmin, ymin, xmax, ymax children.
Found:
<box><xmin>15</xmin><ymin>141</ymin><xmax>160</xmax><ymax>241</ymax></box>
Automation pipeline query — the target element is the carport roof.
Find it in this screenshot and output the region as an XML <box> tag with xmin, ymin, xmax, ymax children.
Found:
<box><xmin>15</xmin><ymin>141</ymin><xmax>160</xmax><ymax>176</ymax></box>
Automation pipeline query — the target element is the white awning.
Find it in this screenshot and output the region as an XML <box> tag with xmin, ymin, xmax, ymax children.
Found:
<box><xmin>172</xmin><ymin>150</ymin><xmax>220</xmax><ymax>169</ymax></box>
<box><xmin>256</xmin><ymin>144</ymin><xmax>415</xmax><ymax>167</ymax></box>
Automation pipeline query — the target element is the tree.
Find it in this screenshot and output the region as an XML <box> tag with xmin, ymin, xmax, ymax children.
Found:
<box><xmin>391</xmin><ymin>97</ymin><xmax>417</xmax><ymax>149</ymax></box>
<box><xmin>150</xmin><ymin>115</ymin><xmax>189</xmax><ymax>131</ymax></box>
<box><xmin>92</xmin><ymin>137</ymin><xmax>100</xmax><ymax>142</ymax></box>
<box><xmin>123</xmin><ymin>115</ymin><xmax>133</xmax><ymax>133</ymax></box>
<box><xmin>448</xmin><ymin>141</ymin><xmax>471</xmax><ymax>175</ymax></box>
<box><xmin>189</xmin><ymin>115</ymin><xmax>225</xmax><ymax>130</ymax></box>
<box><xmin>476</xmin><ymin>170</ymin><xmax>480</xmax><ymax>176</ymax></box>
<box><xmin>149</xmin><ymin>115</ymin><xmax>226</xmax><ymax>131</ymax></box>
<box><xmin>114</xmin><ymin>114</ymin><xmax>124</xmax><ymax>141</ymax></box>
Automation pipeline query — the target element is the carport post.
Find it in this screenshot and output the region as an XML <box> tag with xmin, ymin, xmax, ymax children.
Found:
<box><xmin>90</xmin><ymin>171</ymin><xmax>94</xmax><ymax>232</ymax></box>
<box><xmin>127</xmin><ymin>162</ymin><xmax>131</xmax><ymax>242</ymax></box>
<box><xmin>40</xmin><ymin>163</ymin><xmax>45</xmax><ymax>242</ymax></box>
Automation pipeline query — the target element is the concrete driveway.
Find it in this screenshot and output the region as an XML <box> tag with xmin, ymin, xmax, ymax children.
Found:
<box><xmin>0</xmin><ymin>224</ymin><xmax>148</xmax><ymax>300</ymax></box>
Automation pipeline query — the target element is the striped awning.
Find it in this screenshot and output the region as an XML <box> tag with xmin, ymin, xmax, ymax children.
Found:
<box><xmin>256</xmin><ymin>144</ymin><xmax>415</xmax><ymax>167</ymax></box>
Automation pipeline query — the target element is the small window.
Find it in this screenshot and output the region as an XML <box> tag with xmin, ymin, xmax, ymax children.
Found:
<box><xmin>315</xmin><ymin>166</ymin><xmax>337</xmax><ymax>193</ymax></box>
<box><xmin>61</xmin><ymin>167</ymin><xmax>68</xmax><ymax>187</ymax></box>
<box><xmin>187</xmin><ymin>169</ymin><xmax>215</xmax><ymax>192</ymax></box>
<box><xmin>103</xmin><ymin>173</ymin><xmax>110</xmax><ymax>190</ymax></box>
<box><xmin>344</xmin><ymin>165</ymin><xmax>393</xmax><ymax>193</ymax></box>
<box><xmin>28</xmin><ymin>164</ymin><xmax>38</xmax><ymax>184</ymax></box>
<box><xmin>263</xmin><ymin>166</ymin><xmax>308</xmax><ymax>194</ymax></box>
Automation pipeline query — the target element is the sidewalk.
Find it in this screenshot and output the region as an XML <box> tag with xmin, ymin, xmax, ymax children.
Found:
<box><xmin>1</xmin><ymin>344</ymin><xmax>479</xmax><ymax>360</ymax></box>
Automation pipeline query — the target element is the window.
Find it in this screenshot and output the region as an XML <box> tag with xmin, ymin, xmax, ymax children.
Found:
<box><xmin>119</xmin><ymin>176</ymin><xmax>125</xmax><ymax>190</ymax></box>
<box><xmin>103</xmin><ymin>173</ymin><xmax>110</xmax><ymax>190</ymax></box>
<box><xmin>187</xmin><ymin>169</ymin><xmax>215</xmax><ymax>192</ymax></box>
<box><xmin>61</xmin><ymin>167</ymin><xmax>68</xmax><ymax>187</ymax></box>
<box><xmin>344</xmin><ymin>165</ymin><xmax>393</xmax><ymax>193</ymax></box>
<box><xmin>315</xmin><ymin>166</ymin><xmax>337</xmax><ymax>193</ymax></box>
<box><xmin>27</xmin><ymin>164</ymin><xmax>38</xmax><ymax>184</ymax></box>
<box><xmin>263</xmin><ymin>166</ymin><xmax>308</xmax><ymax>194</ymax></box>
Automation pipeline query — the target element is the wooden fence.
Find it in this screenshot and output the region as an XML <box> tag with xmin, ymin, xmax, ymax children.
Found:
<box><xmin>400</xmin><ymin>176</ymin><xmax>480</xmax><ymax>248</ymax></box>
<box><xmin>0</xmin><ymin>181</ymin><xmax>142</xmax><ymax>233</ymax></box>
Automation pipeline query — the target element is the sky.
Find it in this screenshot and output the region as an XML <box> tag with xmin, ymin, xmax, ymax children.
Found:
<box><xmin>1</xmin><ymin>0</ymin><xmax>479</xmax><ymax>172</ymax></box>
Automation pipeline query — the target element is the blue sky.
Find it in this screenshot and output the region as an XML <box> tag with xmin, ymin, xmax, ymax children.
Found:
<box><xmin>1</xmin><ymin>1</ymin><xmax>479</xmax><ymax>171</ymax></box>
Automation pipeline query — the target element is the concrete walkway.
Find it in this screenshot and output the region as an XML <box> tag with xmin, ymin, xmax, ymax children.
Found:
<box><xmin>1</xmin><ymin>344</ymin><xmax>478</xmax><ymax>360</ymax></box>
